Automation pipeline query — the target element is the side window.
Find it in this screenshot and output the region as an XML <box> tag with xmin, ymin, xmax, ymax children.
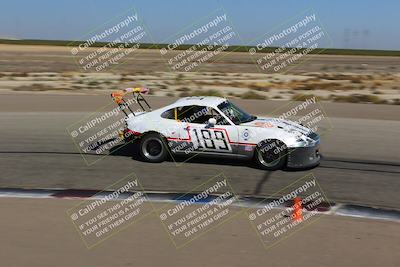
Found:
<box><xmin>178</xmin><ymin>105</ymin><xmax>210</xmax><ymax>123</ymax></box>
<box><xmin>211</xmin><ymin>108</ymin><xmax>230</xmax><ymax>125</ymax></box>
<box><xmin>180</xmin><ymin>105</ymin><xmax>230</xmax><ymax>125</ymax></box>
<box><xmin>161</xmin><ymin>105</ymin><xmax>230</xmax><ymax>125</ymax></box>
<box><xmin>161</xmin><ymin>108</ymin><xmax>175</xmax><ymax>120</ymax></box>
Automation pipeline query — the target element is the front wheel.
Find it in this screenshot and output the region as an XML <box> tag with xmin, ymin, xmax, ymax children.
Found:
<box><xmin>139</xmin><ymin>133</ymin><xmax>168</xmax><ymax>163</ymax></box>
<box><xmin>254</xmin><ymin>139</ymin><xmax>287</xmax><ymax>170</ymax></box>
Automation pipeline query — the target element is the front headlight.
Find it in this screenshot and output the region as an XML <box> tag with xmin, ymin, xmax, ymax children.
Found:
<box><xmin>295</xmin><ymin>135</ymin><xmax>303</xmax><ymax>143</ymax></box>
<box><xmin>289</xmin><ymin>134</ymin><xmax>316</xmax><ymax>147</ymax></box>
<box><xmin>303</xmin><ymin>136</ymin><xmax>316</xmax><ymax>146</ymax></box>
<box><xmin>287</xmin><ymin>129</ymin><xmax>304</xmax><ymax>142</ymax></box>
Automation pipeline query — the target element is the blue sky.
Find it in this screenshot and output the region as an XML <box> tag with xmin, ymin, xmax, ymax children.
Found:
<box><xmin>0</xmin><ymin>0</ymin><xmax>399</xmax><ymax>50</ymax></box>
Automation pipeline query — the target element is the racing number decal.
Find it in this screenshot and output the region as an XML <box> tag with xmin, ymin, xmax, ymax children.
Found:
<box><xmin>213</xmin><ymin>130</ymin><xmax>229</xmax><ymax>150</ymax></box>
<box><xmin>192</xmin><ymin>129</ymin><xmax>231</xmax><ymax>152</ymax></box>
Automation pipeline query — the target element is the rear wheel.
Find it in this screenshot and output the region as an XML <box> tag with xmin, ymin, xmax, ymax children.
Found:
<box><xmin>254</xmin><ymin>139</ymin><xmax>287</xmax><ymax>170</ymax></box>
<box><xmin>139</xmin><ymin>133</ymin><xmax>168</xmax><ymax>163</ymax></box>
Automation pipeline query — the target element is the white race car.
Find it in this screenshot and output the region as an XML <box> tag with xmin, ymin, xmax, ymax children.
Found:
<box><xmin>112</xmin><ymin>88</ymin><xmax>321</xmax><ymax>170</ymax></box>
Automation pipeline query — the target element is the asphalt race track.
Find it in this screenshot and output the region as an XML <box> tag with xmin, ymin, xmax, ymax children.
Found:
<box><xmin>1</xmin><ymin>94</ymin><xmax>399</xmax><ymax>210</ymax></box>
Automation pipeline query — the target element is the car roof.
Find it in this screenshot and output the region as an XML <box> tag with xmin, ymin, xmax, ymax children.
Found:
<box><xmin>170</xmin><ymin>96</ymin><xmax>227</xmax><ymax>108</ymax></box>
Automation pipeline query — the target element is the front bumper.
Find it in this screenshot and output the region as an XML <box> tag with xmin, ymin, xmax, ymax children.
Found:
<box><xmin>286</xmin><ymin>143</ymin><xmax>321</xmax><ymax>168</ymax></box>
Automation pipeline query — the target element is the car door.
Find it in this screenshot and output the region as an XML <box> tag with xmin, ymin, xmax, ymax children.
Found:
<box><xmin>177</xmin><ymin>105</ymin><xmax>239</xmax><ymax>155</ymax></box>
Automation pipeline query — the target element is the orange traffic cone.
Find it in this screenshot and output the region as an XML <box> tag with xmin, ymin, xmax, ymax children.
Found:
<box><xmin>293</xmin><ymin>197</ymin><xmax>303</xmax><ymax>222</ymax></box>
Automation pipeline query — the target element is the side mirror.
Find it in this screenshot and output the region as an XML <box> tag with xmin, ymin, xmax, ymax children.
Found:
<box><xmin>207</xmin><ymin>118</ymin><xmax>217</xmax><ymax>128</ymax></box>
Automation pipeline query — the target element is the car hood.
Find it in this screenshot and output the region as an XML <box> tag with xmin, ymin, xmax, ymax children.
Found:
<box><xmin>240</xmin><ymin>116</ymin><xmax>311</xmax><ymax>135</ymax></box>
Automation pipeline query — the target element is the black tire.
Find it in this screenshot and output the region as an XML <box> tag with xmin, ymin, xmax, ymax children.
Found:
<box><xmin>254</xmin><ymin>139</ymin><xmax>287</xmax><ymax>170</ymax></box>
<box><xmin>139</xmin><ymin>133</ymin><xmax>168</xmax><ymax>163</ymax></box>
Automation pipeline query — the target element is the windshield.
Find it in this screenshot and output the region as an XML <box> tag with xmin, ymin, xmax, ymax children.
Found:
<box><xmin>217</xmin><ymin>100</ymin><xmax>256</xmax><ymax>125</ymax></box>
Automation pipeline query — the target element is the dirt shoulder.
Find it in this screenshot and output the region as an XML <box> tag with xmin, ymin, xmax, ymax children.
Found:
<box><xmin>0</xmin><ymin>197</ymin><xmax>398</xmax><ymax>267</ymax></box>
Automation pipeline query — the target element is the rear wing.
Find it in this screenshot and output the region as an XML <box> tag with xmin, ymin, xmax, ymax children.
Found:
<box><xmin>111</xmin><ymin>87</ymin><xmax>151</xmax><ymax>116</ymax></box>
